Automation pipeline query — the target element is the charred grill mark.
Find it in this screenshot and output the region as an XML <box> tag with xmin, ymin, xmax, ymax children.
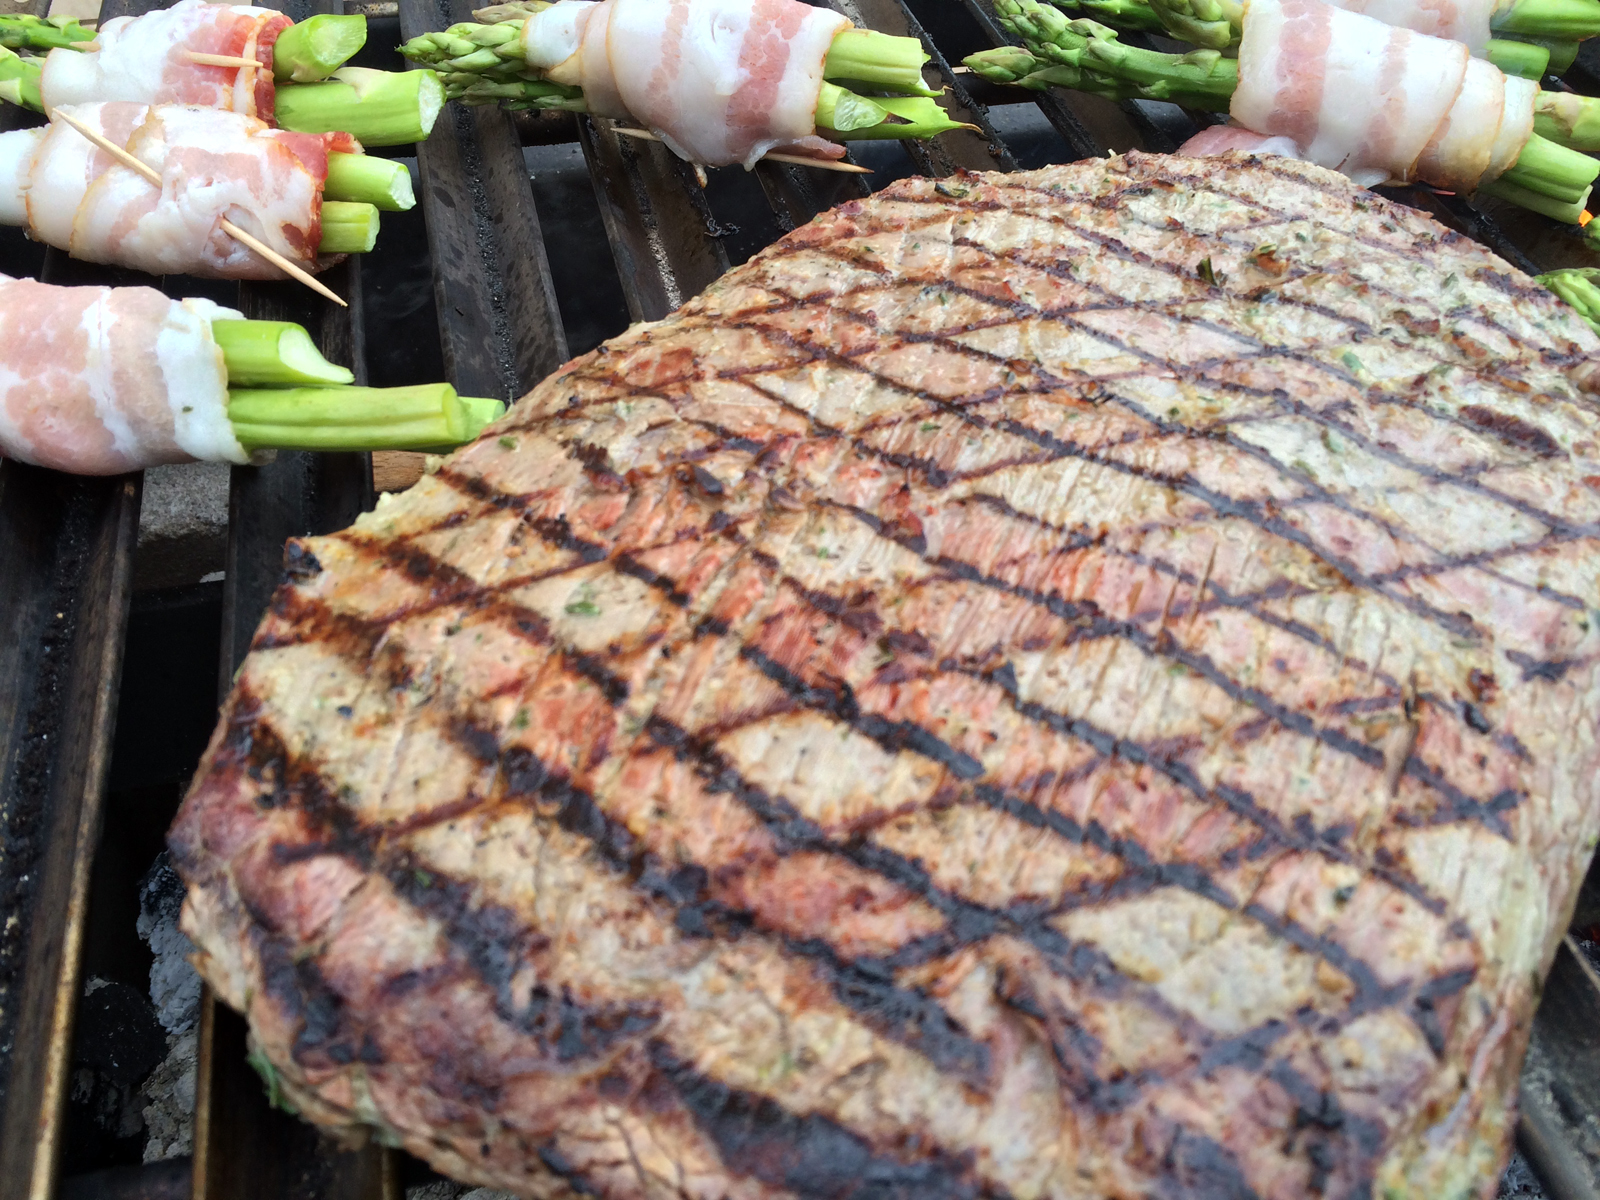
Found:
<box><xmin>387</xmin><ymin>855</ymin><xmax>661</xmax><ymax>1062</ymax></box>
<box><xmin>257</xmin><ymin>932</ymin><xmax>378</xmax><ymax>1066</ymax></box>
<box><xmin>697</xmin><ymin>266</ymin><xmax>1588</xmax><ymax>655</ymax></box>
<box><xmin>645</xmin><ymin>1042</ymin><xmax>994</xmax><ymax>1200</ymax></box>
<box><xmin>1505</xmin><ymin>650</ymin><xmax>1578</xmax><ymax>684</ymax></box>
<box><xmin>639</xmin><ymin>715</ymin><xmax>1212</xmax><ymax>1033</ymax></box>
<box><xmin>498</xmin><ymin>730</ymin><xmax>1000</xmax><ymax>1084</ymax></box>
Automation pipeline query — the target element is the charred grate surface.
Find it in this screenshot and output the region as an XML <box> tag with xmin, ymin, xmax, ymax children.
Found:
<box><xmin>171</xmin><ymin>154</ymin><xmax>1600</xmax><ymax>1200</ymax></box>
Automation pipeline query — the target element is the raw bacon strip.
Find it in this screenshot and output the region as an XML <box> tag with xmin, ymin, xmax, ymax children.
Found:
<box><xmin>39</xmin><ymin>0</ymin><xmax>289</xmax><ymax>122</ymax></box>
<box><xmin>1417</xmin><ymin>54</ymin><xmax>1506</xmax><ymax>189</ymax></box>
<box><xmin>525</xmin><ymin>0</ymin><xmax>851</xmax><ymax>168</ymax></box>
<box><xmin>0</xmin><ymin>273</ymin><xmax>249</xmax><ymax>475</ymax></box>
<box><xmin>1234</xmin><ymin>0</ymin><xmax>1469</xmax><ymax>187</ymax></box>
<box><xmin>23</xmin><ymin>102</ymin><xmax>344</xmax><ymax>280</ymax></box>
<box><xmin>1321</xmin><ymin>0</ymin><xmax>1493</xmax><ymax>54</ymax></box>
<box><xmin>1178</xmin><ymin>124</ymin><xmax>1307</xmax><ymax>158</ymax></box>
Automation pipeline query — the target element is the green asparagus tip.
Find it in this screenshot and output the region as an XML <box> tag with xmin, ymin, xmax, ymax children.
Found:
<box><xmin>962</xmin><ymin>45</ymin><xmax>1047</xmax><ymax>84</ymax></box>
<box><xmin>1536</xmin><ymin>267</ymin><xmax>1600</xmax><ymax>334</ymax></box>
<box><xmin>0</xmin><ymin>46</ymin><xmax>43</xmax><ymax>111</ymax></box>
<box><xmin>0</xmin><ymin>12</ymin><xmax>96</xmax><ymax>53</ymax></box>
<box><xmin>472</xmin><ymin>0</ymin><xmax>551</xmax><ymax>22</ymax></box>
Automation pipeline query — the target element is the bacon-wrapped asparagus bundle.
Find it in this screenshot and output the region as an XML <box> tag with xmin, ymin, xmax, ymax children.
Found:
<box><xmin>1024</xmin><ymin>0</ymin><xmax>1600</xmax><ymax>75</ymax></box>
<box><xmin>0</xmin><ymin>103</ymin><xmax>386</xmax><ymax>278</ymax></box>
<box><xmin>0</xmin><ymin>1</ymin><xmax>442</xmax><ymax>147</ymax></box>
<box><xmin>399</xmin><ymin>0</ymin><xmax>968</xmax><ymax>170</ymax></box>
<box><xmin>0</xmin><ymin>273</ymin><xmax>504</xmax><ymax>475</ymax></box>
<box><xmin>964</xmin><ymin>0</ymin><xmax>1600</xmax><ymax>220</ymax></box>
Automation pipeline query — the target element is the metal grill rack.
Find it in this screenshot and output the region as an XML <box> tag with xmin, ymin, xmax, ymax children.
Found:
<box><xmin>0</xmin><ymin>0</ymin><xmax>1598</xmax><ymax>1195</ymax></box>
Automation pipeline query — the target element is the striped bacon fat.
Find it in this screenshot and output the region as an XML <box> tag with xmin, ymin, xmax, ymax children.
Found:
<box><xmin>521</xmin><ymin>0</ymin><xmax>851</xmax><ymax>168</ymax></box>
<box><xmin>39</xmin><ymin>0</ymin><xmax>289</xmax><ymax>123</ymax></box>
<box><xmin>0</xmin><ymin>274</ymin><xmax>248</xmax><ymax>475</ymax></box>
<box><xmin>1231</xmin><ymin>0</ymin><xmax>1533</xmax><ymax>192</ymax></box>
<box><xmin>1320</xmin><ymin>0</ymin><xmax>1494</xmax><ymax>55</ymax></box>
<box><xmin>19</xmin><ymin>102</ymin><xmax>354</xmax><ymax>280</ymax></box>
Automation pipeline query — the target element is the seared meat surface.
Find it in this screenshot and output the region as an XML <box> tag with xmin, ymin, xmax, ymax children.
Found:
<box><xmin>172</xmin><ymin>151</ymin><xmax>1600</xmax><ymax>1200</ymax></box>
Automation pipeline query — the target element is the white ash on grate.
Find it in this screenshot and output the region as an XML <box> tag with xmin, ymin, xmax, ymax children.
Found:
<box><xmin>136</xmin><ymin>852</ymin><xmax>202</xmax><ymax>1163</ymax></box>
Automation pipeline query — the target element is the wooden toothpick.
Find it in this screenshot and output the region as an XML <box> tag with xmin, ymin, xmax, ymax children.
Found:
<box><xmin>610</xmin><ymin>126</ymin><xmax>872</xmax><ymax>175</ymax></box>
<box><xmin>182</xmin><ymin>51</ymin><xmax>262</xmax><ymax>70</ymax></box>
<box><xmin>49</xmin><ymin>108</ymin><xmax>347</xmax><ymax>308</ymax></box>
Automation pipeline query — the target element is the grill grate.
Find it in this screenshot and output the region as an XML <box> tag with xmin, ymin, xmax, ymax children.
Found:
<box><xmin>1</xmin><ymin>0</ymin><xmax>1599</xmax><ymax>1196</ymax></box>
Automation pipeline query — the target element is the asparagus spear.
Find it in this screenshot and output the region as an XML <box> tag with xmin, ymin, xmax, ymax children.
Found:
<box><xmin>208</xmin><ymin>317</ymin><xmax>506</xmax><ymax>452</ymax></box>
<box><xmin>1537</xmin><ymin>266</ymin><xmax>1600</xmax><ymax>332</ymax></box>
<box><xmin>963</xmin><ymin>15</ymin><xmax>1600</xmax><ymax>222</ymax></box>
<box><xmin>213</xmin><ymin>319</ymin><xmax>355</xmax><ymax>386</ymax></box>
<box><xmin>0</xmin><ymin>14</ymin><xmax>95</xmax><ymax>53</ymax></box>
<box><xmin>228</xmin><ymin>383</ymin><xmax>504</xmax><ymax>451</ymax></box>
<box><xmin>0</xmin><ymin>46</ymin><xmax>40</xmax><ymax>111</ymax></box>
<box><xmin>324</xmin><ymin>152</ymin><xmax>415</xmax><ymax>211</ymax></box>
<box><xmin>1485</xmin><ymin>36</ymin><xmax>1553</xmax><ymax>76</ymax></box>
<box><xmin>274</xmin><ymin>67</ymin><xmax>445</xmax><ymax>146</ymax></box>
<box><xmin>318</xmin><ymin>200</ymin><xmax>381</xmax><ymax>254</ymax></box>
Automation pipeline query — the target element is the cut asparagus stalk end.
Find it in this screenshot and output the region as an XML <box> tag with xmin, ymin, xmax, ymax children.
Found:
<box><xmin>319</xmin><ymin>200</ymin><xmax>381</xmax><ymax>253</ymax></box>
<box><xmin>1500</xmin><ymin>130</ymin><xmax>1600</xmax><ymax>204</ymax></box>
<box><xmin>273</xmin><ymin>13</ymin><xmax>368</xmax><ymax>83</ymax></box>
<box><xmin>324</xmin><ymin>151</ymin><xmax>415</xmax><ymax>210</ymax></box>
<box><xmin>823</xmin><ymin>28</ymin><xmax>940</xmax><ymax>97</ymax></box>
<box><xmin>212</xmin><ymin>319</ymin><xmax>355</xmax><ymax>387</ymax></box>
<box><xmin>1534</xmin><ymin>89</ymin><xmax>1600</xmax><ymax>149</ymax></box>
<box><xmin>228</xmin><ymin>383</ymin><xmax>487</xmax><ymax>451</ymax></box>
<box><xmin>276</xmin><ymin>66</ymin><xmax>444</xmax><ymax>146</ymax></box>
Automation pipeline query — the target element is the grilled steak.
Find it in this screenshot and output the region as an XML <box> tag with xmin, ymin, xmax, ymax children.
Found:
<box><xmin>171</xmin><ymin>151</ymin><xmax>1600</xmax><ymax>1200</ymax></box>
